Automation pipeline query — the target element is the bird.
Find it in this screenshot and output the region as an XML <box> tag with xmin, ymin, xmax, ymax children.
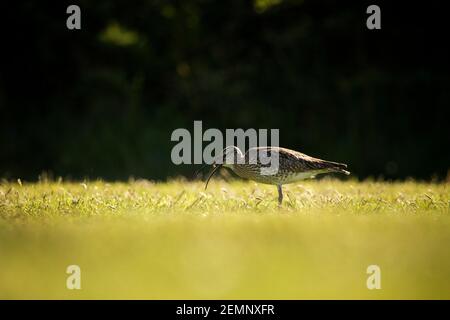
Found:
<box><xmin>198</xmin><ymin>146</ymin><xmax>350</xmax><ymax>205</ymax></box>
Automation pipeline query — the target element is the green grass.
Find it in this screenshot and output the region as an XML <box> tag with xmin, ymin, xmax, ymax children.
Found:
<box><xmin>0</xmin><ymin>179</ymin><xmax>449</xmax><ymax>299</ymax></box>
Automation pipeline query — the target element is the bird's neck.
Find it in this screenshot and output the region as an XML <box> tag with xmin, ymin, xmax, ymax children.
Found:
<box><xmin>228</xmin><ymin>163</ymin><xmax>252</xmax><ymax>180</ymax></box>
<box><xmin>222</xmin><ymin>154</ymin><xmax>244</xmax><ymax>170</ymax></box>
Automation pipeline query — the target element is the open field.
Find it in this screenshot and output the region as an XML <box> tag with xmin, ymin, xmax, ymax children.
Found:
<box><xmin>0</xmin><ymin>179</ymin><xmax>449</xmax><ymax>299</ymax></box>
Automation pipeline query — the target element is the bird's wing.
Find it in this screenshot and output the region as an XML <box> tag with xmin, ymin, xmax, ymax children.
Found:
<box><xmin>248</xmin><ymin>147</ymin><xmax>348</xmax><ymax>173</ymax></box>
<box><xmin>280</xmin><ymin>148</ymin><xmax>348</xmax><ymax>173</ymax></box>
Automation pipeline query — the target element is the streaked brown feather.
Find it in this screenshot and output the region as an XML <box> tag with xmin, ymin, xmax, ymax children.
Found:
<box><xmin>231</xmin><ymin>147</ymin><xmax>349</xmax><ymax>184</ymax></box>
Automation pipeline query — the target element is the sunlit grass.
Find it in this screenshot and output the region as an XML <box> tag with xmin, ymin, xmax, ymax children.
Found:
<box><xmin>0</xmin><ymin>179</ymin><xmax>449</xmax><ymax>299</ymax></box>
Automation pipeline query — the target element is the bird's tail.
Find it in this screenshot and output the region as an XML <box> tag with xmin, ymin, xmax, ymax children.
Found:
<box><xmin>324</xmin><ymin>161</ymin><xmax>351</xmax><ymax>175</ymax></box>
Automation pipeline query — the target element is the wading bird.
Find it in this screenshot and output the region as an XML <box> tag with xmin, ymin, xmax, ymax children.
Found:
<box><xmin>198</xmin><ymin>146</ymin><xmax>350</xmax><ymax>205</ymax></box>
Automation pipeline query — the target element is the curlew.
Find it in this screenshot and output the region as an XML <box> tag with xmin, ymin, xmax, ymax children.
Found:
<box><xmin>198</xmin><ymin>146</ymin><xmax>350</xmax><ymax>205</ymax></box>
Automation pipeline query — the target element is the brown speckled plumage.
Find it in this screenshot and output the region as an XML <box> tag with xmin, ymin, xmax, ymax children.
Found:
<box><xmin>202</xmin><ymin>146</ymin><xmax>350</xmax><ymax>205</ymax></box>
<box><xmin>231</xmin><ymin>147</ymin><xmax>349</xmax><ymax>184</ymax></box>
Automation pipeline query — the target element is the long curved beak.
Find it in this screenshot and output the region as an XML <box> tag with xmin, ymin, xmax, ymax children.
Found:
<box><xmin>205</xmin><ymin>164</ymin><xmax>222</xmax><ymax>190</ymax></box>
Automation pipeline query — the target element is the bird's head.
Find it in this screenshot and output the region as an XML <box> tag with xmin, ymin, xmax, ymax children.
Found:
<box><xmin>196</xmin><ymin>146</ymin><xmax>244</xmax><ymax>190</ymax></box>
<box><xmin>220</xmin><ymin>146</ymin><xmax>244</xmax><ymax>168</ymax></box>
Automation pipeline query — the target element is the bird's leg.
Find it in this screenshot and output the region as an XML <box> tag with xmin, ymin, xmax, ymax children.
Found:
<box><xmin>277</xmin><ymin>185</ymin><xmax>283</xmax><ymax>205</ymax></box>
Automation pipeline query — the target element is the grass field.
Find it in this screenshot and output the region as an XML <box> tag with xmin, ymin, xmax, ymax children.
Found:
<box><xmin>0</xmin><ymin>178</ymin><xmax>449</xmax><ymax>299</ymax></box>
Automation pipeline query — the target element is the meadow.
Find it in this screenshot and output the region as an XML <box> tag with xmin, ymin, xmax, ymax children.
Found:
<box><xmin>0</xmin><ymin>178</ymin><xmax>449</xmax><ymax>299</ymax></box>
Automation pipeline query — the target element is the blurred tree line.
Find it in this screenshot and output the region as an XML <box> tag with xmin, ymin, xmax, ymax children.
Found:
<box><xmin>1</xmin><ymin>0</ymin><xmax>449</xmax><ymax>181</ymax></box>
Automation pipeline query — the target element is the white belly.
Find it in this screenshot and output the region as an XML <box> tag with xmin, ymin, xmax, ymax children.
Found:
<box><xmin>281</xmin><ymin>171</ymin><xmax>321</xmax><ymax>184</ymax></box>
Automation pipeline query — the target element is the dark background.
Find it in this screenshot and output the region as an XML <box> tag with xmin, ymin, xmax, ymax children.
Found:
<box><xmin>1</xmin><ymin>0</ymin><xmax>449</xmax><ymax>181</ymax></box>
